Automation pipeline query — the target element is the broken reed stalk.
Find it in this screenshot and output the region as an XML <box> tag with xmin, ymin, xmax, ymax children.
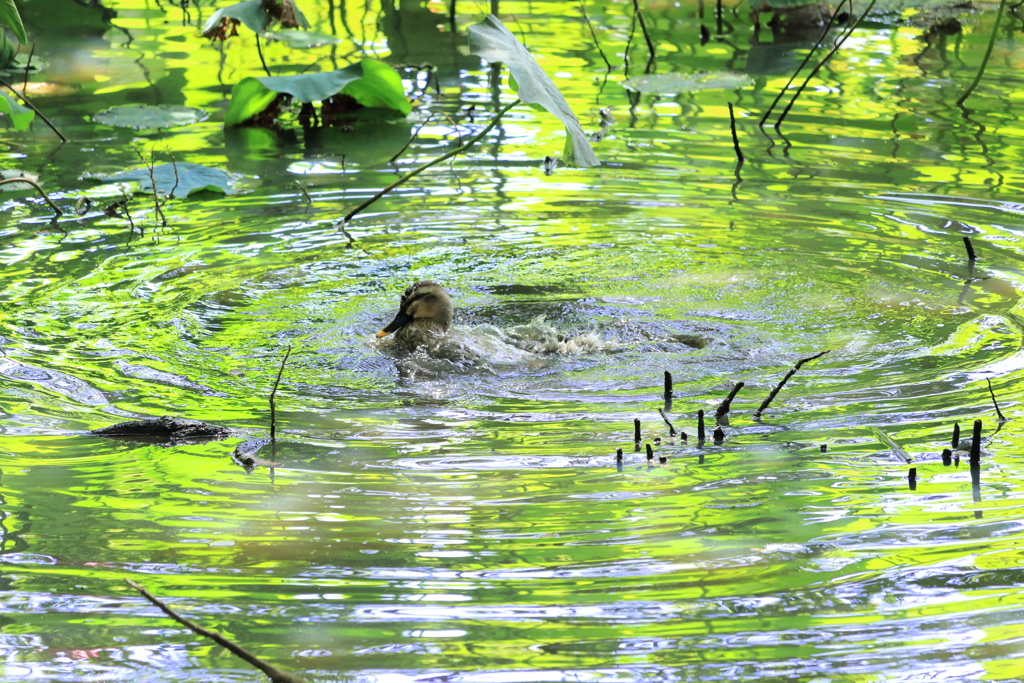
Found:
<box><xmin>715</xmin><ymin>381</ymin><xmax>744</xmax><ymax>425</ymax></box>
<box><xmin>645</xmin><ymin>443</ymin><xmax>654</xmax><ymax>460</ymax></box>
<box><xmin>631</xmin><ymin>0</ymin><xmax>657</xmax><ymax>74</ymax></box>
<box><xmin>963</xmin><ymin>236</ymin><xmax>977</xmax><ymax>261</ymax></box>
<box><xmin>908</xmin><ymin>467</ymin><xmax>917</xmax><ymax>490</ymax></box>
<box><xmin>774</xmin><ymin>0</ymin><xmax>877</xmax><ymax>131</ymax></box>
<box><xmin>335</xmin><ymin>99</ymin><xmax>520</xmax><ymax>241</ymax></box>
<box><xmin>124</xmin><ymin>579</ymin><xmax>308</xmax><ymax>683</ymax></box>
<box><xmin>758</xmin><ymin>0</ymin><xmax>850</xmax><ymax>127</ymax></box>
<box><xmin>269</xmin><ymin>344</ymin><xmax>293</xmax><ymax>441</ymax></box>
<box><xmin>0</xmin><ymin>177</ymin><xmax>63</xmax><ymax>216</ymax></box>
<box><xmin>941</xmin><ymin>448</ymin><xmax>952</xmax><ymax>466</ymax></box>
<box><xmin>616</xmin><ymin>447</ymin><xmax>623</xmax><ymax>461</ymax></box>
<box><xmin>955</xmin><ymin>0</ymin><xmax>1008</xmax><ymax>107</ymax></box>
<box><xmin>712</xmin><ymin>426</ymin><xmax>725</xmax><ymax>443</ymax></box>
<box><xmin>753</xmin><ymin>350</ymin><xmax>830</xmax><ymax>419</ymax></box>
<box><xmin>664</xmin><ymin>370</ymin><xmax>673</xmax><ymax>399</ymax></box>
<box><xmin>697</xmin><ymin>409</ymin><xmax>706</xmax><ymax>445</ymax></box>
<box><xmin>867</xmin><ymin>426</ymin><xmax>912</xmax><ymax>464</ymax></box>
<box><xmin>952</xmin><ymin>422</ymin><xmax>960</xmax><ymax>448</ymax></box>
<box><xmin>728</xmin><ymin>103</ymin><xmax>744</xmax><ymax>163</ymax></box>
<box><xmin>986</xmin><ymin>378</ymin><xmax>1007</xmax><ymax>422</ymax></box>
<box><xmin>969</xmin><ymin>419</ymin><xmax>982</xmax><ymax>466</ymax></box>
<box><xmin>658</xmin><ymin>407</ymin><xmax>677</xmax><ymax>436</ymax></box>
<box><xmin>0</xmin><ymin>76</ymin><xmax>67</xmax><ymax>143</ymax></box>
<box><xmin>633</xmin><ymin>418</ymin><xmax>641</xmax><ymax>443</ymax></box>
<box><xmin>579</xmin><ymin>0</ymin><xmax>613</xmax><ymax>71</ymax></box>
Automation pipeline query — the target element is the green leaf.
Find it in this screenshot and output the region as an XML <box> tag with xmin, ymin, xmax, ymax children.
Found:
<box><xmin>96</xmin><ymin>162</ymin><xmax>235</xmax><ymax>197</ymax></box>
<box><xmin>0</xmin><ymin>0</ymin><xmax>26</xmax><ymax>44</ymax></box>
<box><xmin>339</xmin><ymin>59</ymin><xmax>412</xmax><ymax>116</ymax></box>
<box><xmin>202</xmin><ymin>0</ymin><xmax>271</xmax><ymax>35</ymax></box>
<box><xmin>224</xmin><ymin>77</ymin><xmax>279</xmax><ymax>127</ymax></box>
<box><xmin>93</xmin><ymin>104</ymin><xmax>208</xmax><ymax>130</ymax></box>
<box><xmin>622</xmin><ymin>71</ymin><xmax>755</xmax><ymax>94</ymax></box>
<box><xmin>0</xmin><ymin>27</ymin><xmax>15</xmax><ymax>69</ymax></box>
<box><xmin>263</xmin><ymin>29</ymin><xmax>340</xmax><ymax>47</ymax></box>
<box><xmin>468</xmin><ymin>15</ymin><xmax>599</xmax><ymax>168</ymax></box>
<box><xmin>0</xmin><ymin>90</ymin><xmax>33</xmax><ymax>130</ymax></box>
<box><xmin>224</xmin><ymin>60</ymin><xmax>411</xmax><ymax>126</ymax></box>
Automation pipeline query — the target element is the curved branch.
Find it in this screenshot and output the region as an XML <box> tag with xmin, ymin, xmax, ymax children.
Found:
<box><xmin>0</xmin><ymin>176</ymin><xmax>63</xmax><ymax>216</ymax></box>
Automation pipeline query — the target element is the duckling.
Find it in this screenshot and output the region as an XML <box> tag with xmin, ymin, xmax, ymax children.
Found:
<box><xmin>375</xmin><ymin>281</ymin><xmax>453</xmax><ymax>349</ymax></box>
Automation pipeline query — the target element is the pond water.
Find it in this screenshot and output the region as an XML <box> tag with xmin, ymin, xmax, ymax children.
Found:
<box><xmin>2</xmin><ymin>0</ymin><xmax>1024</xmax><ymax>680</ymax></box>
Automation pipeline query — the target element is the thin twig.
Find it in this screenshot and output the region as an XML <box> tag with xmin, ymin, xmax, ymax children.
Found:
<box><xmin>715</xmin><ymin>381</ymin><xmax>744</xmax><ymax>425</ymax></box>
<box><xmin>0</xmin><ymin>76</ymin><xmax>66</xmax><ymax>142</ymax></box>
<box><xmin>987</xmin><ymin>378</ymin><xmax>1008</xmax><ymax>423</ymax></box>
<box><xmin>167</xmin><ymin>152</ymin><xmax>180</xmax><ymax>201</ymax></box>
<box><xmin>269</xmin><ymin>344</ymin><xmax>293</xmax><ymax>441</ymax></box>
<box><xmin>775</xmin><ymin>0</ymin><xmax>877</xmax><ymax>131</ymax></box>
<box><xmin>956</xmin><ymin>0</ymin><xmax>1008</xmax><ymax>107</ymax></box>
<box><xmin>294</xmin><ymin>180</ymin><xmax>313</xmax><ymax>212</ymax></box>
<box><xmin>124</xmin><ymin>579</ymin><xmax>308</xmax><ymax>683</ymax></box>
<box><xmin>334</xmin><ymin>99</ymin><xmax>520</xmax><ymax>241</ymax></box>
<box><xmin>579</xmin><ymin>0</ymin><xmax>612</xmax><ymax>72</ymax></box>
<box><xmin>387</xmin><ymin>112</ymin><xmax>434</xmax><ymax>165</ymax></box>
<box><xmin>753</xmin><ymin>350</ymin><xmax>830</xmax><ymax>419</ymax></box>
<box><xmin>631</xmin><ymin>0</ymin><xmax>657</xmax><ymax>74</ymax></box>
<box><xmin>0</xmin><ymin>177</ymin><xmax>63</xmax><ymax>215</ymax></box>
<box><xmin>120</xmin><ymin>188</ymin><xmax>138</xmax><ymax>237</ymax></box>
<box><xmin>728</xmin><ymin>102</ymin><xmax>744</xmax><ymax>163</ymax></box>
<box><xmin>623</xmin><ymin>10</ymin><xmax>637</xmax><ymax>77</ymax></box>
<box><xmin>23</xmin><ymin>44</ymin><xmax>34</xmax><ymax>94</ymax></box>
<box><xmin>255</xmin><ymin>33</ymin><xmax>272</xmax><ymax>76</ymax></box>
<box><xmin>758</xmin><ymin>0</ymin><xmax>850</xmax><ymax>127</ymax></box>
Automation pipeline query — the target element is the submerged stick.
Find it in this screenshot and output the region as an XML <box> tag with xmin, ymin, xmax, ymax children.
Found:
<box><xmin>125</xmin><ymin>579</ymin><xmax>308</xmax><ymax>683</ymax></box>
<box><xmin>867</xmin><ymin>426</ymin><xmax>913</xmax><ymax>464</ymax></box>
<box><xmin>664</xmin><ymin>370</ymin><xmax>673</xmax><ymax>399</ymax></box>
<box><xmin>728</xmin><ymin>103</ymin><xmax>744</xmax><ymax>163</ymax></box>
<box><xmin>616</xmin><ymin>448</ymin><xmax>623</xmax><ymax>461</ymax></box>
<box><xmin>712</xmin><ymin>426</ymin><xmax>725</xmax><ymax>444</ymax></box>
<box><xmin>0</xmin><ymin>177</ymin><xmax>63</xmax><ymax>216</ymax></box>
<box><xmin>645</xmin><ymin>443</ymin><xmax>654</xmax><ymax>460</ymax></box>
<box><xmin>908</xmin><ymin>467</ymin><xmax>917</xmax><ymax>491</ymax></box>
<box><xmin>335</xmin><ymin>99</ymin><xmax>520</xmax><ymax>240</ymax></box>
<box><xmin>969</xmin><ymin>419</ymin><xmax>982</xmax><ymax>466</ymax></box>
<box><xmin>715</xmin><ymin>381</ymin><xmax>744</xmax><ymax>425</ymax></box>
<box><xmin>941</xmin><ymin>448</ymin><xmax>952</xmax><ymax>466</ymax></box>
<box><xmin>955</xmin><ymin>0</ymin><xmax>1008</xmax><ymax>107</ymax></box>
<box><xmin>631</xmin><ymin>0</ymin><xmax>657</xmax><ymax>74</ymax></box>
<box><xmin>963</xmin><ymin>236</ymin><xmax>977</xmax><ymax>262</ymax></box>
<box><xmin>952</xmin><ymin>422</ymin><xmax>961</xmax><ymax>449</ymax></box>
<box><xmin>986</xmin><ymin>378</ymin><xmax>1007</xmax><ymax>422</ymax></box>
<box><xmin>633</xmin><ymin>418</ymin><xmax>641</xmax><ymax>444</ymax></box>
<box><xmin>658</xmin><ymin>407</ymin><xmax>677</xmax><ymax>436</ymax></box>
<box><xmin>697</xmin><ymin>409</ymin><xmax>706</xmax><ymax>446</ymax></box>
<box><xmin>579</xmin><ymin>0</ymin><xmax>613</xmax><ymax>72</ymax></box>
<box><xmin>269</xmin><ymin>344</ymin><xmax>293</xmax><ymax>441</ymax></box>
<box><xmin>774</xmin><ymin>0</ymin><xmax>877</xmax><ymax>131</ymax></box>
<box><xmin>753</xmin><ymin>350</ymin><xmax>830</xmax><ymax>419</ymax></box>
<box><xmin>758</xmin><ymin>0</ymin><xmax>850</xmax><ymax>127</ymax></box>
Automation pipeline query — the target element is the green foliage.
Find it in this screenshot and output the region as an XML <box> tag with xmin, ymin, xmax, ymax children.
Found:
<box><xmin>0</xmin><ymin>0</ymin><xmax>26</xmax><ymax>44</ymax></box>
<box><xmin>224</xmin><ymin>60</ymin><xmax>411</xmax><ymax>127</ymax></box>
<box><xmin>0</xmin><ymin>28</ymin><xmax>15</xmax><ymax>69</ymax></box>
<box><xmin>0</xmin><ymin>90</ymin><xmax>32</xmax><ymax>130</ymax></box>
<box><xmin>623</xmin><ymin>72</ymin><xmax>755</xmax><ymax>94</ymax></box>
<box><xmin>467</xmin><ymin>15</ymin><xmax>599</xmax><ymax>168</ymax></box>
<box><xmin>97</xmin><ymin>162</ymin><xmax>235</xmax><ymax>197</ymax></box>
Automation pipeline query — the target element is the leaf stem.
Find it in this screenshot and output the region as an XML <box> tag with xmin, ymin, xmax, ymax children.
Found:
<box><xmin>956</xmin><ymin>0</ymin><xmax>1008</xmax><ymax>107</ymax></box>
<box><xmin>0</xmin><ymin>176</ymin><xmax>63</xmax><ymax>216</ymax></box>
<box><xmin>0</xmin><ymin>76</ymin><xmax>66</xmax><ymax>142</ymax></box>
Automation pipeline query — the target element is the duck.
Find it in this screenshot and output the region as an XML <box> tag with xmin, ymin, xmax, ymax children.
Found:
<box><xmin>375</xmin><ymin>280</ymin><xmax>453</xmax><ymax>348</ymax></box>
<box><xmin>374</xmin><ymin>281</ymin><xmax>609</xmax><ymax>367</ymax></box>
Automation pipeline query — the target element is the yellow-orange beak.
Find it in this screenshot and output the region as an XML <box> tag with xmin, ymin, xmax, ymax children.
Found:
<box><xmin>375</xmin><ymin>329</ymin><xmax>391</xmax><ymax>338</ymax></box>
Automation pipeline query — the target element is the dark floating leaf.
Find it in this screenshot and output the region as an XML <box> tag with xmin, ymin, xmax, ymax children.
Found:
<box><xmin>0</xmin><ymin>53</ymin><xmax>47</xmax><ymax>78</ymax></box>
<box><xmin>96</xmin><ymin>162</ymin><xmax>236</xmax><ymax>197</ymax></box>
<box><xmin>467</xmin><ymin>15</ymin><xmax>599</xmax><ymax>168</ymax></box>
<box><xmin>263</xmin><ymin>29</ymin><xmax>340</xmax><ymax>47</ymax></box>
<box><xmin>91</xmin><ymin>416</ymin><xmax>231</xmax><ymax>445</ymax></box>
<box><xmin>623</xmin><ymin>71</ymin><xmax>755</xmax><ymax>94</ymax></box>
<box><xmin>93</xmin><ymin>104</ymin><xmax>208</xmax><ymax>130</ymax></box>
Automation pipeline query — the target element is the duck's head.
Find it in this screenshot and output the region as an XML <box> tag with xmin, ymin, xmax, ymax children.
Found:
<box><xmin>376</xmin><ymin>281</ymin><xmax>454</xmax><ymax>340</ymax></box>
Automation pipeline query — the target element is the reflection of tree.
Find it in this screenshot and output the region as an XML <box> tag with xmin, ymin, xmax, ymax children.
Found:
<box><xmin>380</xmin><ymin>0</ymin><xmax>467</xmax><ymax>89</ymax></box>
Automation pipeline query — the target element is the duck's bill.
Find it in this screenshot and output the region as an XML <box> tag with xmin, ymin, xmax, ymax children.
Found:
<box><xmin>376</xmin><ymin>311</ymin><xmax>412</xmax><ymax>338</ymax></box>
